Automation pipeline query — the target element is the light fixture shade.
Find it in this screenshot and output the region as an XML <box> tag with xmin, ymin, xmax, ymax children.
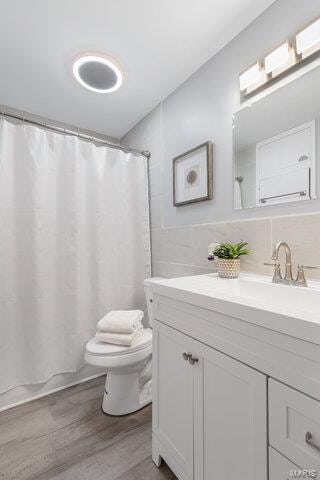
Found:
<box><xmin>264</xmin><ymin>42</ymin><xmax>290</xmax><ymax>74</ymax></box>
<box><xmin>296</xmin><ymin>18</ymin><xmax>320</xmax><ymax>56</ymax></box>
<box><xmin>239</xmin><ymin>63</ymin><xmax>260</xmax><ymax>91</ymax></box>
<box><xmin>240</xmin><ymin>15</ymin><xmax>320</xmax><ymax>100</ymax></box>
<box><xmin>73</xmin><ymin>55</ymin><xmax>123</xmax><ymax>93</ymax></box>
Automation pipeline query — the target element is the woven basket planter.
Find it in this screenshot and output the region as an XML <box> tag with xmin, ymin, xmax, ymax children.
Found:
<box><xmin>216</xmin><ymin>258</ymin><xmax>240</xmax><ymax>279</ymax></box>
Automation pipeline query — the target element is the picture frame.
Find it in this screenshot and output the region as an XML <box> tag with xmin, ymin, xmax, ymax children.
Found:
<box><xmin>173</xmin><ymin>141</ymin><xmax>213</xmax><ymax>206</ymax></box>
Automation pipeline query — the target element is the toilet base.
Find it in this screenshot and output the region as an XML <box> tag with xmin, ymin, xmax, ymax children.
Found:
<box><xmin>102</xmin><ymin>360</ymin><xmax>152</xmax><ymax>416</ymax></box>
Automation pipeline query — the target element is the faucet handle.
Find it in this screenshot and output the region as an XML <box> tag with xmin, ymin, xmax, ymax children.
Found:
<box><xmin>264</xmin><ymin>262</ymin><xmax>282</xmax><ymax>283</ymax></box>
<box><xmin>295</xmin><ymin>264</ymin><xmax>319</xmax><ymax>287</ymax></box>
<box><xmin>297</xmin><ymin>264</ymin><xmax>319</xmax><ymax>270</ymax></box>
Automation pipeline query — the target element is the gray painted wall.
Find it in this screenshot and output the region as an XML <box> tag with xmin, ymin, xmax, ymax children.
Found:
<box><xmin>123</xmin><ymin>0</ymin><xmax>320</xmax><ymax>227</ymax></box>
<box><xmin>122</xmin><ymin>0</ymin><xmax>320</xmax><ymax>282</ymax></box>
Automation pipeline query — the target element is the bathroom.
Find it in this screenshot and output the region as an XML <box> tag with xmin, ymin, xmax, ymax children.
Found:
<box><xmin>0</xmin><ymin>0</ymin><xmax>320</xmax><ymax>478</ymax></box>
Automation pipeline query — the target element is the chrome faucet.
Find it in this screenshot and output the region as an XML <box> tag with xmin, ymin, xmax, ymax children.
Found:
<box><xmin>272</xmin><ymin>241</ymin><xmax>293</xmax><ymax>284</ymax></box>
<box><xmin>265</xmin><ymin>241</ymin><xmax>319</xmax><ymax>287</ymax></box>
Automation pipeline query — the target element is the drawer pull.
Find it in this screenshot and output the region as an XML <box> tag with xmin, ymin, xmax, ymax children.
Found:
<box><xmin>189</xmin><ymin>355</ymin><xmax>199</xmax><ymax>365</ymax></box>
<box><xmin>306</xmin><ymin>432</ymin><xmax>320</xmax><ymax>453</ymax></box>
<box><xmin>182</xmin><ymin>352</ymin><xmax>191</xmax><ymax>361</ymax></box>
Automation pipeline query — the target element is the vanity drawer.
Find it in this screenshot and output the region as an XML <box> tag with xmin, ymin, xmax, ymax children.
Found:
<box><xmin>269</xmin><ymin>379</ymin><xmax>320</xmax><ymax>471</ymax></box>
<box><xmin>269</xmin><ymin>447</ymin><xmax>300</xmax><ymax>480</ymax></box>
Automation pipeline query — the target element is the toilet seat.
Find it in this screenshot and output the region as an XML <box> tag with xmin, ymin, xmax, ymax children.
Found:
<box><xmin>85</xmin><ymin>328</ymin><xmax>152</xmax><ymax>369</ymax></box>
<box><xmin>86</xmin><ymin>328</ymin><xmax>152</xmax><ymax>356</ymax></box>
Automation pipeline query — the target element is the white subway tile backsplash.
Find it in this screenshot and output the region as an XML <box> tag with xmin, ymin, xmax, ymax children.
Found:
<box><xmin>151</xmin><ymin>218</ymin><xmax>272</xmax><ymax>276</ymax></box>
<box><xmin>192</xmin><ymin>219</ymin><xmax>272</xmax><ymax>273</ymax></box>
<box><xmin>149</xmin><ymin>210</ymin><xmax>320</xmax><ymax>282</ymax></box>
<box><xmin>152</xmin><ymin>261</ymin><xmax>214</xmax><ymax>278</ymax></box>
<box><xmin>151</xmin><ymin>226</ymin><xmax>197</xmax><ymax>265</ymax></box>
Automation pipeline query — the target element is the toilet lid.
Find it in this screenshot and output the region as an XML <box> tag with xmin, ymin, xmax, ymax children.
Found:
<box><xmin>86</xmin><ymin>328</ymin><xmax>152</xmax><ymax>356</ymax></box>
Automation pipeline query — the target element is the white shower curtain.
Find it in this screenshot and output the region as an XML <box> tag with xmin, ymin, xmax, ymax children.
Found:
<box><xmin>0</xmin><ymin>118</ymin><xmax>151</xmax><ymax>394</ymax></box>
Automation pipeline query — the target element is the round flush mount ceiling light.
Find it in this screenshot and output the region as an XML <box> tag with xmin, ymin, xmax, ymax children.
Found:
<box><xmin>72</xmin><ymin>54</ymin><xmax>123</xmax><ymax>93</ymax></box>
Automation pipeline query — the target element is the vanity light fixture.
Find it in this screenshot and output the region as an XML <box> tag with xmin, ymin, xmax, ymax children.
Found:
<box><xmin>73</xmin><ymin>54</ymin><xmax>123</xmax><ymax>93</ymax></box>
<box><xmin>239</xmin><ymin>15</ymin><xmax>320</xmax><ymax>100</ymax></box>
<box><xmin>239</xmin><ymin>63</ymin><xmax>261</xmax><ymax>91</ymax></box>
<box><xmin>264</xmin><ymin>41</ymin><xmax>292</xmax><ymax>74</ymax></box>
<box><xmin>296</xmin><ymin>17</ymin><xmax>320</xmax><ymax>59</ymax></box>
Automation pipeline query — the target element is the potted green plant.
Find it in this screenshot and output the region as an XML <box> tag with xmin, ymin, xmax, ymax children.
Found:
<box><xmin>208</xmin><ymin>242</ymin><xmax>250</xmax><ymax>278</ymax></box>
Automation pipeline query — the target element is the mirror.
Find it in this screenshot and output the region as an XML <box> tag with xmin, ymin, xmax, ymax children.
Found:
<box><xmin>233</xmin><ymin>64</ymin><xmax>320</xmax><ymax>210</ymax></box>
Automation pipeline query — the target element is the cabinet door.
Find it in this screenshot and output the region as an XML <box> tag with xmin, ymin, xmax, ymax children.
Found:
<box><xmin>194</xmin><ymin>342</ymin><xmax>267</xmax><ymax>480</ymax></box>
<box><xmin>153</xmin><ymin>320</ymin><xmax>195</xmax><ymax>479</ymax></box>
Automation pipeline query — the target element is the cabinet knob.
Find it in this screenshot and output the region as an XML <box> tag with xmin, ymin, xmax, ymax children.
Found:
<box><xmin>182</xmin><ymin>352</ymin><xmax>192</xmax><ymax>361</ymax></box>
<box><xmin>189</xmin><ymin>355</ymin><xmax>199</xmax><ymax>365</ymax></box>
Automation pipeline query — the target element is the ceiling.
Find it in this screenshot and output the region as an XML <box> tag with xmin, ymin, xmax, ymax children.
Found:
<box><xmin>0</xmin><ymin>0</ymin><xmax>275</xmax><ymax>139</ymax></box>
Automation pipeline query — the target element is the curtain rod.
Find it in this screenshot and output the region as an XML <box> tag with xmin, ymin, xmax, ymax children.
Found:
<box><xmin>0</xmin><ymin>109</ymin><xmax>151</xmax><ymax>159</ymax></box>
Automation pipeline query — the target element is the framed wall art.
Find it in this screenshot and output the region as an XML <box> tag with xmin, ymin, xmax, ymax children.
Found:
<box><xmin>173</xmin><ymin>141</ymin><xmax>213</xmax><ymax>206</ymax></box>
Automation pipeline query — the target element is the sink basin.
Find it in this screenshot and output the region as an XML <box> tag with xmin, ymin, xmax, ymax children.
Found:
<box><xmin>150</xmin><ymin>273</ymin><xmax>320</xmax><ymax>344</ymax></box>
<box><xmin>198</xmin><ymin>274</ymin><xmax>320</xmax><ymax>316</ymax></box>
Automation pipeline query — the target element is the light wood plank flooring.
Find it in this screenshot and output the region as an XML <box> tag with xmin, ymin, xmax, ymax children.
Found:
<box><xmin>0</xmin><ymin>376</ymin><xmax>176</xmax><ymax>480</ymax></box>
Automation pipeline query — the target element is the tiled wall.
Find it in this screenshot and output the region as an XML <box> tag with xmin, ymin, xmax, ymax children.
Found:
<box><xmin>123</xmin><ymin>104</ymin><xmax>320</xmax><ymax>282</ymax></box>
<box><xmin>152</xmin><ymin>214</ymin><xmax>320</xmax><ymax>281</ymax></box>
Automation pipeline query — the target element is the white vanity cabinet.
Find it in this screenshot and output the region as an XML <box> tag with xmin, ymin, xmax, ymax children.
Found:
<box><xmin>152</xmin><ymin>319</ymin><xmax>267</xmax><ymax>480</ymax></box>
<box><xmin>269</xmin><ymin>448</ymin><xmax>301</xmax><ymax>479</ymax></box>
<box><xmin>152</xmin><ymin>322</ymin><xmax>195</xmax><ymax>479</ymax></box>
<box><xmin>269</xmin><ymin>380</ymin><xmax>320</xmax><ymax>473</ymax></box>
<box><xmin>150</xmin><ymin>274</ymin><xmax>320</xmax><ymax>480</ymax></box>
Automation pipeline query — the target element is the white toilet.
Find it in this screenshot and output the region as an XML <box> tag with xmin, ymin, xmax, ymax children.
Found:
<box><xmin>85</xmin><ymin>278</ymin><xmax>161</xmax><ymax>416</ymax></box>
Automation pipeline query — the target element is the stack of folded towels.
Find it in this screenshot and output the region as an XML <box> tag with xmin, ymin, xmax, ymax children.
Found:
<box><xmin>95</xmin><ymin>310</ymin><xmax>144</xmax><ymax>347</ymax></box>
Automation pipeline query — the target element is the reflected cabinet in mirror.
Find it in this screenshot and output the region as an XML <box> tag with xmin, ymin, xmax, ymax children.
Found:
<box><xmin>233</xmin><ymin>62</ymin><xmax>320</xmax><ymax>210</ymax></box>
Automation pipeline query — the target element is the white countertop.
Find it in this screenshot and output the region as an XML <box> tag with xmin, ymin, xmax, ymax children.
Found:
<box><xmin>149</xmin><ymin>273</ymin><xmax>320</xmax><ymax>345</ymax></box>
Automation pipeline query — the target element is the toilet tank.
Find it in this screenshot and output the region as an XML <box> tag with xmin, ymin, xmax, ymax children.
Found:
<box><xmin>143</xmin><ymin>277</ymin><xmax>164</xmax><ymax>327</ymax></box>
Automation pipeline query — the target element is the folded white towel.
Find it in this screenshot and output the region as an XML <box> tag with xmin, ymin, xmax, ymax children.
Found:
<box><xmin>97</xmin><ymin>310</ymin><xmax>144</xmax><ymax>333</ymax></box>
<box><xmin>95</xmin><ymin>325</ymin><xmax>143</xmax><ymax>346</ymax></box>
